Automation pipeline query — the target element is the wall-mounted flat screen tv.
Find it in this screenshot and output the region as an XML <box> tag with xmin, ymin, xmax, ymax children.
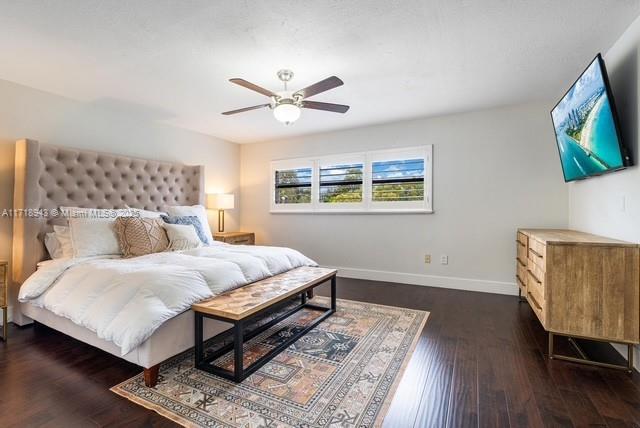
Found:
<box><xmin>551</xmin><ymin>54</ymin><xmax>630</xmax><ymax>182</ymax></box>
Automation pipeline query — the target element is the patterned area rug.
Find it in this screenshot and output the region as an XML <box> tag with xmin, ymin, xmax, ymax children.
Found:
<box><xmin>111</xmin><ymin>297</ymin><xmax>428</xmax><ymax>427</ymax></box>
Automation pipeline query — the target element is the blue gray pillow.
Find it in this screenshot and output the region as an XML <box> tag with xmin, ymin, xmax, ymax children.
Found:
<box><xmin>161</xmin><ymin>215</ymin><xmax>209</xmax><ymax>245</ymax></box>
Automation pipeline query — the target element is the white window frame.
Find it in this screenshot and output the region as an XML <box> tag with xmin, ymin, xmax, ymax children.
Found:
<box><xmin>270</xmin><ymin>145</ymin><xmax>433</xmax><ymax>214</ymax></box>
<box><xmin>270</xmin><ymin>158</ymin><xmax>314</xmax><ymax>212</ymax></box>
<box><xmin>316</xmin><ymin>153</ymin><xmax>366</xmax><ymax>212</ymax></box>
<box><xmin>368</xmin><ymin>146</ymin><xmax>431</xmax><ymax>212</ymax></box>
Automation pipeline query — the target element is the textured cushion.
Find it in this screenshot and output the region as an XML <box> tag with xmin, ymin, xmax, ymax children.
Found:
<box><xmin>164</xmin><ymin>223</ymin><xmax>203</xmax><ymax>251</ymax></box>
<box><xmin>69</xmin><ymin>217</ymin><xmax>122</xmax><ymax>257</ymax></box>
<box><xmin>161</xmin><ymin>215</ymin><xmax>209</xmax><ymax>245</ymax></box>
<box><xmin>164</xmin><ymin>205</ymin><xmax>213</xmax><ymax>244</ymax></box>
<box><xmin>114</xmin><ymin>217</ymin><xmax>169</xmax><ymax>258</ymax></box>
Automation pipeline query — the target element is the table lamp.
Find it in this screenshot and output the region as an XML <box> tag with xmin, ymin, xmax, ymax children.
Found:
<box><xmin>207</xmin><ymin>193</ymin><xmax>235</xmax><ymax>233</ymax></box>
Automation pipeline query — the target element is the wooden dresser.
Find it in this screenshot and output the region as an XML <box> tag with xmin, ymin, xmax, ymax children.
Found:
<box><xmin>516</xmin><ymin>229</ymin><xmax>639</xmax><ymax>371</ymax></box>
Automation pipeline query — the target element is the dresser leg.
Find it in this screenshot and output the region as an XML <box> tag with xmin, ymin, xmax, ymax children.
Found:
<box><xmin>549</xmin><ymin>331</ymin><xmax>633</xmax><ymax>372</ymax></box>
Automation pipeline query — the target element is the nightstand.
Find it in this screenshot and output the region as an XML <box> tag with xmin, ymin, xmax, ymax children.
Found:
<box><xmin>0</xmin><ymin>261</ymin><xmax>7</xmax><ymax>341</ymax></box>
<box><xmin>214</xmin><ymin>232</ymin><xmax>255</xmax><ymax>245</ymax></box>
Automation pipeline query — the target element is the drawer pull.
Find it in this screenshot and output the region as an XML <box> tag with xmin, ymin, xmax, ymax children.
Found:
<box><xmin>527</xmin><ymin>291</ymin><xmax>542</xmax><ymax>310</ymax></box>
<box><xmin>516</xmin><ymin>275</ymin><xmax>525</xmax><ymax>287</ymax></box>
<box><xmin>527</xmin><ymin>270</ymin><xmax>542</xmax><ymax>284</ymax></box>
<box><xmin>516</xmin><ymin>240</ymin><xmax>526</xmax><ymax>247</ymax></box>
<box><xmin>529</xmin><ymin>248</ymin><xmax>543</xmax><ymax>258</ymax></box>
<box><xmin>516</xmin><ymin>258</ymin><xmax>526</xmax><ymax>267</ymax></box>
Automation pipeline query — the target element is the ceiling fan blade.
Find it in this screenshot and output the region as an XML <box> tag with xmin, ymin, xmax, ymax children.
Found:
<box><xmin>301</xmin><ymin>100</ymin><xmax>350</xmax><ymax>113</ymax></box>
<box><xmin>294</xmin><ymin>76</ymin><xmax>344</xmax><ymax>98</ymax></box>
<box><xmin>229</xmin><ymin>78</ymin><xmax>278</xmax><ymax>98</ymax></box>
<box><xmin>221</xmin><ymin>104</ymin><xmax>270</xmax><ymax>115</ymax></box>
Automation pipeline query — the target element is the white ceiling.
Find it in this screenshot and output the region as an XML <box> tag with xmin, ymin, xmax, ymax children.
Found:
<box><xmin>0</xmin><ymin>1</ymin><xmax>638</xmax><ymax>143</ymax></box>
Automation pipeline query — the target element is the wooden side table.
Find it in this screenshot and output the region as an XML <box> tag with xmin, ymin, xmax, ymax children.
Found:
<box><xmin>214</xmin><ymin>232</ymin><xmax>255</xmax><ymax>245</ymax></box>
<box><xmin>0</xmin><ymin>261</ymin><xmax>7</xmax><ymax>341</ymax></box>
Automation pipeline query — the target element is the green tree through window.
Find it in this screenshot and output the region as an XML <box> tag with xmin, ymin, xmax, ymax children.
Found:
<box><xmin>320</xmin><ymin>164</ymin><xmax>363</xmax><ymax>203</ymax></box>
<box><xmin>275</xmin><ymin>168</ymin><xmax>311</xmax><ymax>204</ymax></box>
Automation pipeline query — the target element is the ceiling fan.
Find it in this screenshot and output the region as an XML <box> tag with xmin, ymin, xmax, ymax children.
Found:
<box><xmin>222</xmin><ymin>69</ymin><xmax>350</xmax><ymax>125</ymax></box>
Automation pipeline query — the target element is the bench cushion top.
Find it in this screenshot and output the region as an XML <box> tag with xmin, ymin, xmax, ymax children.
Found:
<box><xmin>192</xmin><ymin>266</ymin><xmax>336</xmax><ymax>320</ymax></box>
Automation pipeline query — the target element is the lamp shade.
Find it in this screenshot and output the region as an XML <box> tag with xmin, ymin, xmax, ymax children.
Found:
<box><xmin>207</xmin><ymin>193</ymin><xmax>235</xmax><ymax>210</ymax></box>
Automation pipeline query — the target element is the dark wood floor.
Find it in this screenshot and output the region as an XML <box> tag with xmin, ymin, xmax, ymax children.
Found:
<box><xmin>1</xmin><ymin>278</ymin><xmax>639</xmax><ymax>427</ymax></box>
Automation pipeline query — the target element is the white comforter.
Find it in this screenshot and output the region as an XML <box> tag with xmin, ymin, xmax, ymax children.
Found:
<box><xmin>19</xmin><ymin>244</ymin><xmax>316</xmax><ymax>355</ymax></box>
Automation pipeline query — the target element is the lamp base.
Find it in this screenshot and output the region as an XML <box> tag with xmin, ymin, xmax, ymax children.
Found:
<box><xmin>218</xmin><ymin>210</ymin><xmax>225</xmax><ymax>233</ymax></box>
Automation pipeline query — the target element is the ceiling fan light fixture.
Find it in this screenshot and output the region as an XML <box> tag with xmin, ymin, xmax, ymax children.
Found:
<box><xmin>273</xmin><ymin>102</ymin><xmax>301</xmax><ymax>125</ymax></box>
<box><xmin>222</xmin><ymin>70</ymin><xmax>348</xmax><ymax>121</ymax></box>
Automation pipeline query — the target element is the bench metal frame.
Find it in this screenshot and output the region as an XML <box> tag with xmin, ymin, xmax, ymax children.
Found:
<box><xmin>194</xmin><ymin>273</ymin><xmax>336</xmax><ymax>382</ymax></box>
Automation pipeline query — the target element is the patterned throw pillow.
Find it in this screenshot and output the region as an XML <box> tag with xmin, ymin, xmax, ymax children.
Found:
<box><xmin>114</xmin><ymin>217</ymin><xmax>169</xmax><ymax>258</ymax></box>
<box><xmin>161</xmin><ymin>215</ymin><xmax>209</xmax><ymax>245</ymax></box>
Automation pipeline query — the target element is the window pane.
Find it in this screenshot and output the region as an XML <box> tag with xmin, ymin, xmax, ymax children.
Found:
<box><xmin>372</xmin><ymin>158</ymin><xmax>425</xmax><ymax>202</ymax></box>
<box><xmin>275</xmin><ymin>168</ymin><xmax>312</xmax><ymax>204</ymax></box>
<box><xmin>319</xmin><ymin>163</ymin><xmax>363</xmax><ymax>203</ymax></box>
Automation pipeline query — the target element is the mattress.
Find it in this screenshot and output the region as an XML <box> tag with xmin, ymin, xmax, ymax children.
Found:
<box><xmin>21</xmin><ymin>302</ymin><xmax>231</xmax><ymax>368</ymax></box>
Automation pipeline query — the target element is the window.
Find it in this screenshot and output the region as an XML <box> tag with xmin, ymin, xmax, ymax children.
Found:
<box><xmin>372</xmin><ymin>159</ymin><xmax>424</xmax><ymax>202</ymax></box>
<box><xmin>274</xmin><ymin>167</ymin><xmax>312</xmax><ymax>204</ymax></box>
<box><xmin>270</xmin><ymin>146</ymin><xmax>432</xmax><ymax>213</ymax></box>
<box><xmin>319</xmin><ymin>162</ymin><xmax>364</xmax><ymax>204</ymax></box>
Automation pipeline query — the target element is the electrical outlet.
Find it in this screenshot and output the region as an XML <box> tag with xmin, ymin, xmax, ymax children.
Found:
<box><xmin>440</xmin><ymin>255</ymin><xmax>449</xmax><ymax>265</ymax></box>
<box><xmin>424</xmin><ymin>254</ymin><xmax>431</xmax><ymax>264</ymax></box>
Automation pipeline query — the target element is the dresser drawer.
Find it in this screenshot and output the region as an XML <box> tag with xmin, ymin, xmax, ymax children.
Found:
<box><xmin>516</xmin><ymin>233</ymin><xmax>528</xmax><ymax>264</ymax></box>
<box><xmin>516</xmin><ymin>259</ymin><xmax>527</xmax><ymax>290</ymax></box>
<box><xmin>528</xmin><ymin>239</ymin><xmax>546</xmax><ymax>266</ymax></box>
<box><xmin>517</xmin><ymin>232</ymin><xmax>528</xmax><ymax>246</ymax></box>
<box><xmin>214</xmin><ymin>232</ymin><xmax>255</xmax><ymax>245</ymax></box>
<box><xmin>527</xmin><ymin>288</ymin><xmax>545</xmax><ymax>325</ymax></box>
<box><xmin>227</xmin><ymin>236</ymin><xmax>254</xmax><ymax>245</ymax></box>
<box><xmin>527</xmin><ymin>268</ymin><xmax>545</xmax><ymax>304</ymax></box>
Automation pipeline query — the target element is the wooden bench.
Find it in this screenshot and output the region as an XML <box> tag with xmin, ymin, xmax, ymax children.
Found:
<box><xmin>192</xmin><ymin>266</ymin><xmax>337</xmax><ymax>382</ymax></box>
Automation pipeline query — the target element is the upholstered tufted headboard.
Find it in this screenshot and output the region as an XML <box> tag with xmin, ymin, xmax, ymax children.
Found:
<box><xmin>12</xmin><ymin>139</ymin><xmax>205</xmax><ymax>283</ymax></box>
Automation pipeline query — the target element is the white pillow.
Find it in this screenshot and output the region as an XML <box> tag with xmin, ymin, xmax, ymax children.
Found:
<box><xmin>44</xmin><ymin>232</ymin><xmax>62</xmax><ymax>259</ymax></box>
<box><xmin>44</xmin><ymin>226</ymin><xmax>74</xmax><ymax>259</ymax></box>
<box><xmin>164</xmin><ymin>223</ymin><xmax>203</xmax><ymax>251</ymax></box>
<box><xmin>53</xmin><ymin>225</ymin><xmax>73</xmax><ymax>258</ymax></box>
<box><xmin>164</xmin><ymin>205</ymin><xmax>213</xmax><ymax>245</ymax></box>
<box><xmin>68</xmin><ymin>217</ymin><xmax>122</xmax><ymax>257</ymax></box>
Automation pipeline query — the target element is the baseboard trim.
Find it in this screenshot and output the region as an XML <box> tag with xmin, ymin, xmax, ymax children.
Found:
<box><xmin>327</xmin><ymin>266</ymin><xmax>518</xmax><ymax>296</ymax></box>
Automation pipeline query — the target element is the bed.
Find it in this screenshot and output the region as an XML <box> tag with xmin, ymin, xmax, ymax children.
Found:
<box><xmin>11</xmin><ymin>139</ymin><xmax>315</xmax><ymax>386</ymax></box>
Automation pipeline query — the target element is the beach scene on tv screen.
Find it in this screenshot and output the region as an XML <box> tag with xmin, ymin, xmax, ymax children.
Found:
<box><xmin>552</xmin><ymin>57</ymin><xmax>624</xmax><ymax>181</ymax></box>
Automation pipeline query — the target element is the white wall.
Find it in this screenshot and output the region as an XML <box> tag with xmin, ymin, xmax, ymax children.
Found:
<box><xmin>241</xmin><ymin>102</ymin><xmax>568</xmax><ymax>295</ymax></box>
<box><xmin>568</xmin><ymin>15</ymin><xmax>640</xmax><ymax>368</ymax></box>
<box><xmin>0</xmin><ymin>78</ymin><xmax>240</xmax><ymax>319</ymax></box>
